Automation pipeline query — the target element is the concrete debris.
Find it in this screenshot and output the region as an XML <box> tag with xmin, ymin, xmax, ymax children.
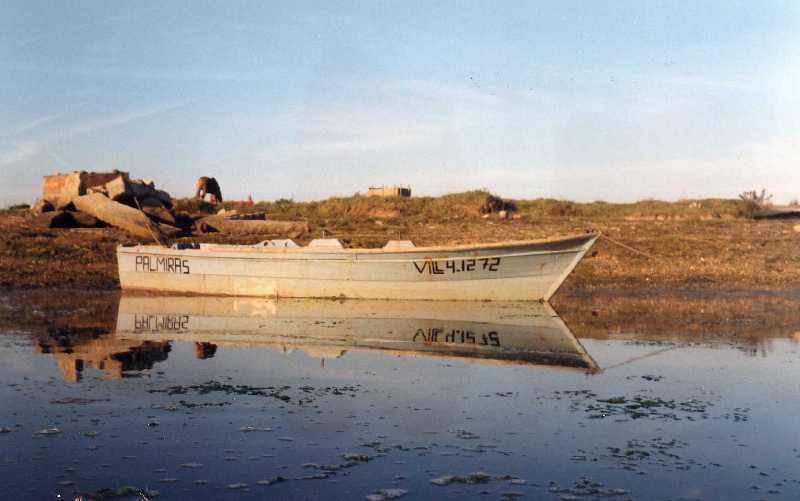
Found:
<box><xmin>74</xmin><ymin>193</ymin><xmax>181</xmax><ymax>241</ymax></box>
<box><xmin>217</xmin><ymin>209</ymin><xmax>267</xmax><ymax>219</ymax></box>
<box><xmin>226</xmin><ymin>211</ymin><xmax>268</xmax><ymax>220</ymax></box>
<box><xmin>70</xmin><ymin>211</ymin><xmax>104</xmax><ymax>228</ymax></box>
<box><xmin>129</xmin><ymin>179</ymin><xmax>157</xmax><ymax>199</ymax></box>
<box><xmin>215</xmin><ymin>209</ymin><xmax>268</xmax><ymax>220</ymax></box>
<box><xmin>155</xmin><ymin>190</ymin><xmax>173</xmax><ymax>209</ymax></box>
<box><xmin>43</xmin><ymin>171</ymin><xmax>123</xmax><ymax>209</ymax></box>
<box><xmin>141</xmin><ymin>206</ymin><xmax>177</xmax><ymax>226</ymax></box>
<box><xmin>33</xmin><ymin>170</ymin><xmax>187</xmax><ymax>240</ymax></box>
<box><xmin>32</xmin><ymin>170</ymin><xmax>305</xmax><ymax>242</ymax></box>
<box><xmin>103</xmin><ymin>175</ymin><xmax>129</xmax><ymax>201</ymax></box>
<box><xmin>43</xmin><ymin>170</ymin><xmax>173</xmax><ymax>211</ymax></box>
<box><xmin>31</xmin><ymin>198</ymin><xmax>54</xmax><ymax>214</ymax></box>
<box><xmin>137</xmin><ymin>196</ymin><xmax>166</xmax><ymax>208</ymax></box>
<box><xmin>34</xmin><ymin>210</ymin><xmax>102</xmax><ymax>229</ymax></box>
<box><xmin>34</xmin><ymin>211</ymin><xmax>71</xmax><ymax>229</ymax></box>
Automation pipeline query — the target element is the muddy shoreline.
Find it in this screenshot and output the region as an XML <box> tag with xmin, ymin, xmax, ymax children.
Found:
<box><xmin>1</xmin><ymin>208</ymin><xmax>798</xmax><ymax>293</ymax></box>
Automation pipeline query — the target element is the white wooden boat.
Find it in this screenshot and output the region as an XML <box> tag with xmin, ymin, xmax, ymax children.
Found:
<box><xmin>117</xmin><ymin>233</ymin><xmax>598</xmax><ymax>301</ymax></box>
<box><xmin>115</xmin><ymin>295</ymin><xmax>599</xmax><ymax>371</ymax></box>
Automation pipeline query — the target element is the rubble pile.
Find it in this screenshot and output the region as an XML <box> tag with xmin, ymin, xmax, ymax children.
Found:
<box><xmin>30</xmin><ymin>170</ymin><xmax>308</xmax><ymax>241</ymax></box>
<box><xmin>33</xmin><ymin>170</ymin><xmax>183</xmax><ymax>240</ymax></box>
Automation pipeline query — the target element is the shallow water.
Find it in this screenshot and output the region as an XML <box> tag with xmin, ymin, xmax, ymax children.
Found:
<box><xmin>1</xmin><ymin>291</ymin><xmax>800</xmax><ymax>500</ymax></box>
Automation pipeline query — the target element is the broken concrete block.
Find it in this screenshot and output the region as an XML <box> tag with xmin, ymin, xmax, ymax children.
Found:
<box><xmin>31</xmin><ymin>199</ymin><xmax>54</xmax><ymax>214</ymax></box>
<box><xmin>142</xmin><ymin>206</ymin><xmax>177</xmax><ymax>226</ymax></box>
<box><xmin>104</xmin><ymin>175</ymin><xmax>130</xmax><ymax>201</ymax></box>
<box><xmin>42</xmin><ymin>170</ymin><xmax>128</xmax><ymax>208</ymax></box>
<box><xmin>86</xmin><ymin>186</ymin><xmax>108</xmax><ymax>196</ymax></box>
<box><xmin>74</xmin><ymin>193</ymin><xmax>181</xmax><ymax>240</ymax></box>
<box><xmin>70</xmin><ymin>211</ymin><xmax>103</xmax><ymax>227</ymax></box>
<box><xmin>34</xmin><ymin>211</ymin><xmax>69</xmax><ymax>228</ymax></box>
<box><xmin>42</xmin><ymin>172</ymin><xmax>83</xmax><ymax>209</ymax></box>
<box><xmin>226</xmin><ymin>211</ymin><xmax>267</xmax><ymax>220</ymax></box>
<box><xmin>128</xmin><ymin>179</ymin><xmax>156</xmax><ymax>199</ymax></box>
<box><xmin>137</xmin><ymin>196</ymin><xmax>165</xmax><ymax>208</ymax></box>
<box><xmin>33</xmin><ymin>210</ymin><xmax>101</xmax><ymax>229</ymax></box>
<box><xmin>155</xmin><ymin>190</ymin><xmax>173</xmax><ymax>209</ymax></box>
<box><xmin>84</xmin><ymin>171</ymin><xmax>125</xmax><ymax>188</ymax></box>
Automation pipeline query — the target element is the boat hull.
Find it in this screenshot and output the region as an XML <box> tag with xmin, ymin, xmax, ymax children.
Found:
<box><xmin>117</xmin><ymin>234</ymin><xmax>597</xmax><ymax>301</ymax></box>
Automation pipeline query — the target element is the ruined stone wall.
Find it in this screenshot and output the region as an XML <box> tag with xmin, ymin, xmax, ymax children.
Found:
<box><xmin>42</xmin><ymin>170</ymin><xmax>129</xmax><ymax>208</ymax></box>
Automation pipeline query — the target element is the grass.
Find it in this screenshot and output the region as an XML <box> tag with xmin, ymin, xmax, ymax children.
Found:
<box><xmin>179</xmin><ymin>190</ymin><xmax>747</xmax><ymax>224</ymax></box>
<box><xmin>0</xmin><ymin>190</ymin><xmax>797</xmax><ymax>291</ymax></box>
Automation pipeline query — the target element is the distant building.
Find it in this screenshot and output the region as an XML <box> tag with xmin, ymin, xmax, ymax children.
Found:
<box><xmin>366</xmin><ymin>185</ymin><xmax>412</xmax><ymax>198</ymax></box>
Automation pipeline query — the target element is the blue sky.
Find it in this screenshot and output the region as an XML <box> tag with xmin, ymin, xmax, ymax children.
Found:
<box><xmin>1</xmin><ymin>1</ymin><xmax>798</xmax><ymax>204</ymax></box>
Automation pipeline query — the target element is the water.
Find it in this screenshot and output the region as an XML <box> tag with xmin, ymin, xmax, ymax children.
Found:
<box><xmin>1</xmin><ymin>290</ymin><xmax>799</xmax><ymax>500</ymax></box>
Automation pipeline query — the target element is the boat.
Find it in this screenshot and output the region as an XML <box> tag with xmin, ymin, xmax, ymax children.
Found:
<box><xmin>117</xmin><ymin>233</ymin><xmax>598</xmax><ymax>301</ymax></box>
<box><xmin>114</xmin><ymin>294</ymin><xmax>599</xmax><ymax>371</ymax></box>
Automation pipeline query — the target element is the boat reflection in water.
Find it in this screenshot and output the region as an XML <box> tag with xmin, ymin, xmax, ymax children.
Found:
<box><xmin>115</xmin><ymin>294</ymin><xmax>599</xmax><ymax>373</ymax></box>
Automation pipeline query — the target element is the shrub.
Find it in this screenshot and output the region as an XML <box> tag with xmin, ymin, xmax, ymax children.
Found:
<box><xmin>737</xmin><ymin>189</ymin><xmax>773</xmax><ymax>218</ymax></box>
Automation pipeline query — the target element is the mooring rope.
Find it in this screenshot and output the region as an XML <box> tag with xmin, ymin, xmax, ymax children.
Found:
<box><xmin>133</xmin><ymin>196</ymin><xmax>166</xmax><ymax>247</ymax></box>
<box><xmin>601</xmin><ymin>345</ymin><xmax>679</xmax><ymax>371</ymax></box>
<box><xmin>599</xmin><ymin>233</ymin><xmax>653</xmax><ymax>259</ymax></box>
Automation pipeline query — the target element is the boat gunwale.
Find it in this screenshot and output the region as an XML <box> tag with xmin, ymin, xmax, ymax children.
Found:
<box><xmin>117</xmin><ymin>233</ymin><xmax>599</xmax><ymax>257</ymax></box>
<box><xmin>120</xmin><ymin>247</ymin><xmax>589</xmax><ymax>264</ymax></box>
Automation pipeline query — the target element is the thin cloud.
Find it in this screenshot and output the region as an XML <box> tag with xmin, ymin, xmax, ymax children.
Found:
<box><xmin>13</xmin><ymin>114</ymin><xmax>62</xmax><ymax>135</ymax></box>
<box><xmin>0</xmin><ymin>100</ymin><xmax>192</xmax><ymax>169</ymax></box>
<box><xmin>57</xmin><ymin>100</ymin><xmax>193</xmax><ymax>139</ymax></box>
<box><xmin>0</xmin><ymin>114</ymin><xmax>62</xmax><ymax>139</ymax></box>
<box><xmin>0</xmin><ymin>141</ymin><xmax>41</xmax><ymax>167</ymax></box>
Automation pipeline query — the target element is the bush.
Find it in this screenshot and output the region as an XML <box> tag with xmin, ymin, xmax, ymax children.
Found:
<box><xmin>737</xmin><ymin>189</ymin><xmax>773</xmax><ymax>218</ymax></box>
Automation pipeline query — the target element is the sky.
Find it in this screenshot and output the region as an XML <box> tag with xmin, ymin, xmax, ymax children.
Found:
<box><xmin>1</xmin><ymin>1</ymin><xmax>798</xmax><ymax>205</ymax></box>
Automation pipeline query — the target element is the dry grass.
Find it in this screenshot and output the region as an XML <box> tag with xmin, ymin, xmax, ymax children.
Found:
<box><xmin>205</xmin><ymin>191</ymin><xmax>744</xmax><ymax>223</ymax></box>
<box><xmin>1</xmin><ymin>191</ymin><xmax>798</xmax><ymax>292</ymax></box>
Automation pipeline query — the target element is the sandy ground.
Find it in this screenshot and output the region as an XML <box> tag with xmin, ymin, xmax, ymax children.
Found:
<box><xmin>0</xmin><ymin>208</ymin><xmax>798</xmax><ymax>293</ymax></box>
